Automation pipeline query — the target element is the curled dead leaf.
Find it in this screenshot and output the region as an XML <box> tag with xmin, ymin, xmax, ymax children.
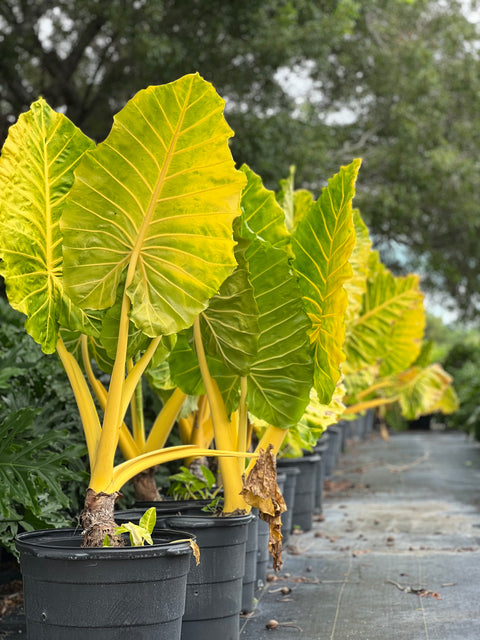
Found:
<box><xmin>241</xmin><ymin>445</ymin><xmax>286</xmax><ymax>571</ymax></box>
<box><xmin>171</xmin><ymin>538</ymin><xmax>201</xmax><ymax>566</ymax></box>
<box><xmin>189</xmin><ymin>539</ymin><xmax>201</xmax><ymax>566</ymax></box>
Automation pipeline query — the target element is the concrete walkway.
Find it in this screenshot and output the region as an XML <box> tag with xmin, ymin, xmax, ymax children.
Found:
<box><xmin>241</xmin><ymin>430</ymin><xmax>480</xmax><ymax>640</ymax></box>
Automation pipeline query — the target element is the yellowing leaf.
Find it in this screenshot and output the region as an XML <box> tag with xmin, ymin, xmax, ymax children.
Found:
<box><xmin>292</xmin><ymin>159</ymin><xmax>361</xmax><ymax>404</ymax></box>
<box><xmin>345</xmin><ymin>252</ymin><xmax>425</xmax><ymax>377</ymax></box>
<box><xmin>241</xmin><ymin>445</ymin><xmax>287</xmax><ymax>571</ymax></box>
<box><xmin>345</xmin><ymin>210</ymin><xmax>372</xmax><ymax>325</ymax></box>
<box><xmin>139</xmin><ymin>506</ymin><xmax>157</xmax><ymax>534</ymax></box>
<box><xmin>0</xmin><ymin>99</ymin><xmax>95</xmax><ymax>352</ymax></box>
<box><xmin>190</xmin><ymin>539</ymin><xmax>201</xmax><ymax>566</ymax></box>
<box><xmin>169</xmin><ymin>538</ymin><xmax>201</xmax><ymax>566</ymax></box>
<box><xmin>115</xmin><ymin>522</ymin><xmax>153</xmax><ymax>546</ymax></box>
<box><xmin>395</xmin><ymin>363</ymin><xmax>457</xmax><ymax>420</ymax></box>
<box><xmin>61</xmin><ymin>74</ymin><xmax>246</xmax><ymax>337</ymax></box>
<box><xmin>240</xmin><ymin>164</ymin><xmax>290</xmax><ymax>250</ymax></box>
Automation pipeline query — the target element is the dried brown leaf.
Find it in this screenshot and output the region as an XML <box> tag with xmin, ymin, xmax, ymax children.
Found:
<box><xmin>241</xmin><ymin>445</ymin><xmax>286</xmax><ymax>571</ymax></box>
<box><xmin>190</xmin><ymin>539</ymin><xmax>201</xmax><ymax>566</ymax></box>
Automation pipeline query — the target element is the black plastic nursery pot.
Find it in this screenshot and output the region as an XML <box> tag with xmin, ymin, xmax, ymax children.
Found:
<box><xmin>164</xmin><ymin>512</ymin><xmax>253</xmax><ymax>640</ymax></box>
<box><xmin>278</xmin><ymin>466</ymin><xmax>300</xmax><ymax>544</ymax></box>
<box><xmin>120</xmin><ymin>503</ymin><xmax>259</xmax><ymax>616</ymax></box>
<box><xmin>354</xmin><ymin>414</ymin><xmax>367</xmax><ymax>439</ymax></box>
<box><xmin>15</xmin><ymin>527</ymin><xmax>194</xmax><ymax>640</ymax></box>
<box><xmin>324</xmin><ymin>425</ymin><xmax>342</xmax><ymax>478</ymax></box>
<box><xmin>364</xmin><ymin>409</ymin><xmax>375</xmax><ymax>435</ymax></box>
<box><xmin>278</xmin><ymin>455</ymin><xmax>320</xmax><ymax>532</ymax></box>
<box><xmin>313</xmin><ymin>435</ymin><xmax>329</xmax><ymax>513</ymax></box>
<box><xmin>255</xmin><ymin>509</ymin><xmax>269</xmax><ymax>588</ymax></box>
<box><xmin>335</xmin><ymin>419</ymin><xmax>349</xmax><ymax>452</ymax></box>
<box><xmin>134</xmin><ymin>498</ymin><xmax>214</xmax><ymax>513</ymax></box>
<box><xmin>242</xmin><ymin>512</ymin><xmax>258</xmax><ymax>612</ymax></box>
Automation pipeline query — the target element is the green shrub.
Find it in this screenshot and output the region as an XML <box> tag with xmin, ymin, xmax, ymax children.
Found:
<box><xmin>0</xmin><ymin>299</ymin><xmax>88</xmax><ymax>555</ymax></box>
<box><xmin>442</xmin><ymin>339</ymin><xmax>480</xmax><ymax>440</ymax></box>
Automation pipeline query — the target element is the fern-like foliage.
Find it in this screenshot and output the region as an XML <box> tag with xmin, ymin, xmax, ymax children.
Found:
<box><xmin>0</xmin><ymin>406</ymin><xmax>87</xmax><ymax>555</ymax></box>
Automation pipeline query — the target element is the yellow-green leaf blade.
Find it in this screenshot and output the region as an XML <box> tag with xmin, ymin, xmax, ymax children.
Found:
<box><xmin>345</xmin><ymin>252</ymin><xmax>425</xmax><ymax>377</ymax></box>
<box><xmin>276</xmin><ymin>165</ymin><xmax>314</xmax><ymax>233</ymax></box>
<box><xmin>0</xmin><ymin>98</ymin><xmax>95</xmax><ymax>353</ymax></box>
<box><xmin>61</xmin><ymin>74</ymin><xmax>246</xmax><ymax>337</ymax></box>
<box><xmin>345</xmin><ymin>210</ymin><xmax>372</xmax><ymax>326</ymax></box>
<box><xmin>240</xmin><ymin>164</ymin><xmax>290</xmax><ymax>250</ymax></box>
<box><xmin>245</xmin><ymin>240</ymin><xmax>314</xmax><ymax>429</ymax></box>
<box><xmin>394</xmin><ymin>364</ymin><xmax>458</xmax><ymax>420</ymax></box>
<box><xmin>292</xmin><ymin>159</ymin><xmax>361</xmax><ymax>404</ymax></box>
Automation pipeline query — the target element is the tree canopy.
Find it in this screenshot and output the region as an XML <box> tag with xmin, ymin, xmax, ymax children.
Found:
<box><xmin>313</xmin><ymin>0</ymin><xmax>480</xmax><ymax>320</ymax></box>
<box><xmin>0</xmin><ymin>0</ymin><xmax>358</xmax><ymax>142</ymax></box>
<box><xmin>1</xmin><ymin>0</ymin><xmax>479</xmax><ymax>319</ymax></box>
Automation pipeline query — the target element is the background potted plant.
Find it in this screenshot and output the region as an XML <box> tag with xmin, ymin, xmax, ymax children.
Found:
<box><xmin>340</xmin><ymin>212</ymin><xmax>458</xmax><ymax>431</ymax></box>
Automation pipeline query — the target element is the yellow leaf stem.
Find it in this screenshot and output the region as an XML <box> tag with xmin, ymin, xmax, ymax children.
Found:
<box><xmin>231</xmin><ymin>410</ymin><xmax>239</xmax><ymax>450</ymax></box>
<box><xmin>193</xmin><ymin>317</ymin><xmax>246</xmax><ymax>512</ymax></box>
<box><xmin>144</xmin><ymin>387</ymin><xmax>188</xmax><ymax>453</ymax></box>
<box><xmin>344</xmin><ymin>397</ymin><xmax>397</xmax><ymax>414</ymax></box>
<box><xmin>127</xmin><ymin>358</ymin><xmax>146</xmax><ymax>450</ymax></box>
<box><xmin>80</xmin><ymin>335</ymin><xmax>140</xmax><ymax>460</ymax></box>
<box><xmin>184</xmin><ymin>396</ymin><xmax>215</xmax><ymax>466</ymax></box>
<box><xmin>108</xmin><ymin>445</ymin><xmax>257</xmax><ymax>494</ymax></box>
<box><xmin>245</xmin><ymin>423</ymin><xmax>288</xmax><ymax>477</ymax></box>
<box><xmin>178</xmin><ymin>415</ymin><xmax>194</xmax><ymax>444</ymax></box>
<box><xmin>195</xmin><ymin>416</ymin><xmax>214</xmax><ymax>450</ymax></box>
<box><xmin>89</xmin><ymin>290</ymin><xmax>132</xmax><ymax>492</ymax></box>
<box><xmin>354</xmin><ymin>379</ymin><xmax>395</xmax><ymax>400</ymax></box>
<box><xmin>56</xmin><ymin>337</ymin><xmax>101</xmax><ymax>468</ymax></box>
<box><xmin>237</xmin><ymin>377</ymin><xmax>248</xmax><ymax>474</ymax></box>
<box><xmin>122</xmin><ymin>336</ymin><xmax>163</xmax><ymax>424</ymax></box>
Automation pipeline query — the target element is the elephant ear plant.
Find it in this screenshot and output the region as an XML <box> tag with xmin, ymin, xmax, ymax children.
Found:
<box><xmin>160</xmin><ymin>158</ymin><xmax>362</xmax><ymax>570</ymax></box>
<box><xmin>0</xmin><ymin>73</ymin><xmax>249</xmax><ymax>547</ymax></box>
<box><xmin>340</xmin><ymin>214</ymin><xmax>458</xmax><ymax>422</ymax></box>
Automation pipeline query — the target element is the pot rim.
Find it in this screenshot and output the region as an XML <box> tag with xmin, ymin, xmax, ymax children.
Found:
<box><xmin>15</xmin><ymin>527</ymin><xmax>195</xmax><ymax>560</ymax></box>
<box><xmin>163</xmin><ymin>512</ymin><xmax>254</xmax><ymax>529</ymax></box>
<box><xmin>278</xmin><ymin>454</ymin><xmax>321</xmax><ymax>464</ymax></box>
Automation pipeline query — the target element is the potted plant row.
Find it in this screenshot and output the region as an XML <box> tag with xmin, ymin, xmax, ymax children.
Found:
<box><xmin>0</xmin><ymin>68</ymin><xmax>361</xmax><ymax>638</ymax></box>
<box><xmin>0</xmin><ymin>74</ymin><xmax>263</xmax><ymax>639</ymax></box>
<box><xmin>0</xmin><ymin>71</ymin><xmax>457</xmax><ymax>639</ymax></box>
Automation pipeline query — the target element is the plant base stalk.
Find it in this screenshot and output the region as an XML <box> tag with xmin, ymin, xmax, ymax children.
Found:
<box><xmin>132</xmin><ymin>466</ymin><xmax>162</xmax><ymax>501</ymax></box>
<box><xmin>80</xmin><ymin>489</ymin><xmax>122</xmax><ymax>547</ymax></box>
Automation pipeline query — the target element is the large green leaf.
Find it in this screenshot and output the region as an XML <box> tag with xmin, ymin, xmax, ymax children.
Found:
<box><xmin>244</xmin><ymin>238</ymin><xmax>314</xmax><ymax>429</ymax></box>
<box><xmin>292</xmin><ymin>159</ymin><xmax>361</xmax><ymax>404</ymax></box>
<box><xmin>168</xmin><ymin>331</ymin><xmax>205</xmax><ymax>397</ymax></box>
<box><xmin>200</xmin><ymin>235</ymin><xmax>259</xmax><ymax>378</ymax></box>
<box><xmin>0</xmin><ymin>99</ymin><xmax>95</xmax><ymax>353</ymax></box>
<box><xmin>205</xmin><ymin>235</ymin><xmax>314</xmax><ymax>425</ymax></box>
<box><xmin>240</xmin><ymin>164</ymin><xmax>290</xmax><ymax>250</ymax></box>
<box><xmin>170</xmin><ymin>230</ymin><xmax>314</xmax><ymax>426</ymax></box>
<box><xmin>61</xmin><ymin>74</ymin><xmax>246</xmax><ymax>337</ymax></box>
<box><xmin>169</xmin><ymin>235</ymin><xmax>259</xmax><ymax>410</ymax></box>
<box><xmin>344</xmin><ymin>251</ymin><xmax>425</xmax><ymax>376</ymax></box>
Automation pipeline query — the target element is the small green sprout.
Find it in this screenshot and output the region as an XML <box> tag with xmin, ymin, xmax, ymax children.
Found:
<box><xmin>103</xmin><ymin>507</ymin><xmax>156</xmax><ymax>547</ymax></box>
